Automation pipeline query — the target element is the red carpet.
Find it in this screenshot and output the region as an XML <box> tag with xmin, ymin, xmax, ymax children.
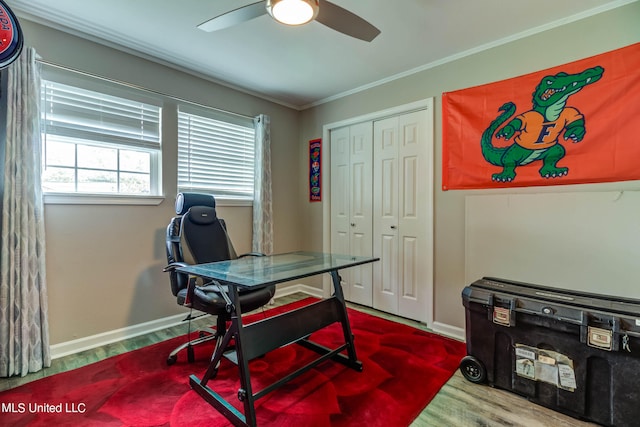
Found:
<box><xmin>0</xmin><ymin>298</ymin><xmax>465</xmax><ymax>426</ymax></box>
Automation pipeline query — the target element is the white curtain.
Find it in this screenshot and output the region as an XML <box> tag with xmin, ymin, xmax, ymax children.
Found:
<box><xmin>0</xmin><ymin>48</ymin><xmax>50</xmax><ymax>377</ymax></box>
<box><xmin>252</xmin><ymin>114</ymin><xmax>273</xmax><ymax>254</ymax></box>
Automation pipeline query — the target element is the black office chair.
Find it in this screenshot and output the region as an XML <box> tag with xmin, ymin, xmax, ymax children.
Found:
<box><xmin>163</xmin><ymin>192</ymin><xmax>275</xmax><ymax>365</ymax></box>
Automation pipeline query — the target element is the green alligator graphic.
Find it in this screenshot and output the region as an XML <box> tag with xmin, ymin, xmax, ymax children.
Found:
<box><xmin>481</xmin><ymin>66</ymin><xmax>604</xmax><ymax>182</ymax></box>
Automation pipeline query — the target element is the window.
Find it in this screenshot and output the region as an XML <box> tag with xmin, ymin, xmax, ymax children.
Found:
<box><xmin>40</xmin><ymin>69</ymin><xmax>162</xmax><ymax>198</ymax></box>
<box><xmin>178</xmin><ymin>105</ymin><xmax>256</xmax><ymax>201</ymax></box>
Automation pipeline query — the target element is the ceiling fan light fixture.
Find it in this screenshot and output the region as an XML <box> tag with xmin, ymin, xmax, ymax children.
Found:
<box><xmin>267</xmin><ymin>0</ymin><xmax>319</xmax><ymax>26</ymax></box>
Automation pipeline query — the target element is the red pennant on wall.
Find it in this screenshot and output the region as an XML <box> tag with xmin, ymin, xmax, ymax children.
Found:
<box><xmin>442</xmin><ymin>42</ymin><xmax>640</xmax><ymax>190</ymax></box>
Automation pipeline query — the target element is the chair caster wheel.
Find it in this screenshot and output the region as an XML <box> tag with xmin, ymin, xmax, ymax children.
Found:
<box><xmin>167</xmin><ymin>355</ymin><xmax>177</xmax><ymax>366</ymax></box>
<box><xmin>460</xmin><ymin>355</ymin><xmax>487</xmax><ymax>384</ymax></box>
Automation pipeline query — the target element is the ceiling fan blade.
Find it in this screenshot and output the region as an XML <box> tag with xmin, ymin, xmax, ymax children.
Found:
<box><xmin>198</xmin><ymin>1</ymin><xmax>267</xmax><ymax>32</ymax></box>
<box><xmin>316</xmin><ymin>1</ymin><xmax>380</xmax><ymax>42</ymax></box>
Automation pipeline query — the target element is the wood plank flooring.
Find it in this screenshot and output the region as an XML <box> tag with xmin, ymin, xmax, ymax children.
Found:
<box><xmin>0</xmin><ymin>293</ymin><xmax>597</xmax><ymax>426</ymax></box>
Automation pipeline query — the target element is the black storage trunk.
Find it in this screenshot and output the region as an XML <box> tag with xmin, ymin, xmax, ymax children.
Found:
<box><xmin>461</xmin><ymin>277</ymin><xmax>640</xmax><ymax>426</ymax></box>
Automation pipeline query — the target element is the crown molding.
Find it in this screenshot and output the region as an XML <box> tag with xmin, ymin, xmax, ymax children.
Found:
<box><xmin>301</xmin><ymin>0</ymin><xmax>638</xmax><ymax>109</ymax></box>
<box><xmin>11</xmin><ymin>3</ymin><xmax>301</xmax><ymax>110</ymax></box>
<box><xmin>10</xmin><ymin>0</ymin><xmax>637</xmax><ymax>111</ymax></box>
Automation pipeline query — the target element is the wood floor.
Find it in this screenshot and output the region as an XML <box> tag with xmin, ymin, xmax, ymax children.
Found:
<box><xmin>0</xmin><ymin>292</ymin><xmax>597</xmax><ymax>426</ymax></box>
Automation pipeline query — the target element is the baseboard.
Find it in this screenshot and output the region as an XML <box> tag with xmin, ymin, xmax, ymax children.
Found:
<box><xmin>51</xmin><ymin>285</ymin><xmax>461</xmax><ymax>359</ymax></box>
<box><xmin>281</xmin><ymin>285</ymin><xmax>467</xmax><ymax>342</ymax></box>
<box><xmin>274</xmin><ymin>283</ymin><xmax>323</xmax><ymax>299</ymax></box>
<box><xmin>50</xmin><ymin>311</ymin><xmax>202</xmax><ymax>360</ymax></box>
<box><xmin>431</xmin><ymin>321</ymin><xmax>466</xmax><ymax>342</ymax></box>
<box><xmin>50</xmin><ymin>284</ymin><xmax>321</xmax><ymax>360</ymax></box>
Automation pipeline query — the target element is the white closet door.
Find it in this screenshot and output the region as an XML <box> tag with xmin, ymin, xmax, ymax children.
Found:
<box><xmin>330</xmin><ymin>123</ymin><xmax>373</xmax><ymax>305</ymax></box>
<box><xmin>347</xmin><ymin>122</ymin><xmax>373</xmax><ymax>306</ymax></box>
<box><xmin>330</xmin><ymin>126</ymin><xmax>352</xmax><ymax>299</ymax></box>
<box><xmin>397</xmin><ymin>111</ymin><xmax>430</xmax><ymax>322</ymax></box>
<box><xmin>373</xmin><ymin>109</ymin><xmax>432</xmax><ymax>322</ymax></box>
<box><xmin>373</xmin><ymin>116</ymin><xmax>399</xmax><ymax>314</ymax></box>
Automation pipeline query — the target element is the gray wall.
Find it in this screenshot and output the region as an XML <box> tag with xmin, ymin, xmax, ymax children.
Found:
<box><xmin>298</xmin><ymin>2</ymin><xmax>640</xmax><ymax>330</ymax></box>
<box><xmin>20</xmin><ymin>20</ymin><xmax>302</xmax><ymax>345</ymax></box>
<box><xmin>14</xmin><ymin>2</ymin><xmax>640</xmax><ymax>345</ymax></box>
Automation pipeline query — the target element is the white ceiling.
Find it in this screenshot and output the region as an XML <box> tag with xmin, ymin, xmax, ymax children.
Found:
<box><xmin>6</xmin><ymin>0</ymin><xmax>634</xmax><ymax>109</ymax></box>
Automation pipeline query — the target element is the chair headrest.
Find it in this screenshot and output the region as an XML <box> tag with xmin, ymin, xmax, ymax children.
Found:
<box><xmin>175</xmin><ymin>192</ymin><xmax>216</xmax><ymax>215</ymax></box>
<box><xmin>186</xmin><ymin>206</ymin><xmax>218</xmax><ymax>225</ymax></box>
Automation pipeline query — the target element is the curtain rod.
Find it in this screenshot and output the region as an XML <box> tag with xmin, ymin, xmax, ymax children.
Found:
<box><xmin>36</xmin><ymin>59</ymin><xmax>255</xmax><ymax>120</ymax></box>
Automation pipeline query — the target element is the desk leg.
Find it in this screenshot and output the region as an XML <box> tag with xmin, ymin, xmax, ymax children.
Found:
<box><xmin>190</xmin><ymin>286</ymin><xmax>257</xmax><ymax>427</ymax></box>
<box><xmin>230</xmin><ymin>285</ymin><xmax>258</xmax><ymax>427</ymax></box>
<box><xmin>190</xmin><ymin>269</ymin><xmax>362</xmax><ymax>427</ymax></box>
<box><xmin>330</xmin><ymin>270</ymin><xmax>362</xmax><ymax>370</ymax></box>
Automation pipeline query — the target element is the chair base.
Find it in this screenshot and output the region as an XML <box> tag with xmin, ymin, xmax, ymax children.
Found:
<box><xmin>167</xmin><ymin>312</ymin><xmax>232</xmax><ymax>366</ymax></box>
<box><xmin>166</xmin><ymin>326</ymin><xmax>218</xmax><ymax>365</ymax></box>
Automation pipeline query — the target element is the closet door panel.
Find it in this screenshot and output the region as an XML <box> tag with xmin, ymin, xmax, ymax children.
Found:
<box><xmin>347</xmin><ymin>122</ymin><xmax>373</xmax><ymax>306</ymax></box>
<box><xmin>330</xmin><ymin>126</ymin><xmax>352</xmax><ymax>299</ymax></box>
<box><xmin>398</xmin><ymin>111</ymin><xmax>430</xmax><ymax>322</ymax></box>
<box><xmin>373</xmin><ymin>117</ymin><xmax>399</xmax><ymax>313</ymax></box>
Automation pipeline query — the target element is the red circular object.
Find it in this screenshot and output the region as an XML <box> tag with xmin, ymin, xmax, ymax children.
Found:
<box><xmin>0</xmin><ymin>0</ymin><xmax>24</xmax><ymax>69</ymax></box>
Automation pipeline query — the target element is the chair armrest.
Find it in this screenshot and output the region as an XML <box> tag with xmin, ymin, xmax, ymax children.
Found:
<box><xmin>163</xmin><ymin>261</ymin><xmax>189</xmax><ymax>272</ymax></box>
<box><xmin>238</xmin><ymin>252</ymin><xmax>265</xmax><ymax>258</ymax></box>
<box><xmin>164</xmin><ymin>262</ymin><xmax>197</xmax><ymax>307</ymax></box>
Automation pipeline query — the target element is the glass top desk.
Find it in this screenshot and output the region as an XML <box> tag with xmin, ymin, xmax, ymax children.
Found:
<box><xmin>177</xmin><ymin>251</ymin><xmax>379</xmax><ymax>427</ymax></box>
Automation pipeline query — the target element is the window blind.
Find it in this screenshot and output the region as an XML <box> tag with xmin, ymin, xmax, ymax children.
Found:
<box><xmin>178</xmin><ymin>107</ymin><xmax>255</xmax><ymax>200</ymax></box>
<box><xmin>41</xmin><ymin>80</ymin><xmax>161</xmax><ymax>151</ymax></box>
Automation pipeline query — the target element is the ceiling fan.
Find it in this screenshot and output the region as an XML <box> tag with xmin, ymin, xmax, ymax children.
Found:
<box><xmin>197</xmin><ymin>0</ymin><xmax>380</xmax><ymax>42</ymax></box>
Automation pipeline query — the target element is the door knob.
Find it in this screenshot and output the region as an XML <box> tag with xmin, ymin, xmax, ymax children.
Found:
<box><xmin>390</xmin><ymin>225</ymin><xmax>397</xmax><ymax>229</ymax></box>
<box><xmin>350</xmin><ymin>223</ymin><xmax>356</xmax><ymax>227</ymax></box>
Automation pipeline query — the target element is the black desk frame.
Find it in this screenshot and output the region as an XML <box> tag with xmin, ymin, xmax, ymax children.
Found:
<box><xmin>183</xmin><ymin>260</ymin><xmax>372</xmax><ymax>427</ymax></box>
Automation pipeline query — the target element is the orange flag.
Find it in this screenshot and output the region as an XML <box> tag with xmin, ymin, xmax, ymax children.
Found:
<box><xmin>442</xmin><ymin>42</ymin><xmax>640</xmax><ymax>190</ymax></box>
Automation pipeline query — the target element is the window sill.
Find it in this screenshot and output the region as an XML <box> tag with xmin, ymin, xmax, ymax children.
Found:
<box><xmin>44</xmin><ymin>193</ymin><xmax>165</xmax><ymax>206</ymax></box>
